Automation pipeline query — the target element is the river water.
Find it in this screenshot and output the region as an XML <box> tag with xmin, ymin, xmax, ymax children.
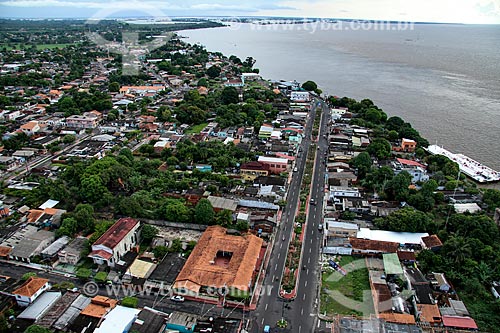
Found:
<box><xmin>181</xmin><ymin>23</ymin><xmax>500</xmax><ymax>171</ymax></box>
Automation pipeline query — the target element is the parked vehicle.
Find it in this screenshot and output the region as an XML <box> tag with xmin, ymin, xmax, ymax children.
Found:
<box><xmin>170</xmin><ymin>295</ymin><xmax>185</xmax><ymax>302</ymax></box>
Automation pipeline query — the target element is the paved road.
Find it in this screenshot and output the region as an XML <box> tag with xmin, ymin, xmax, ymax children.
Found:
<box><xmin>253</xmin><ymin>99</ymin><xmax>330</xmax><ymax>332</ymax></box>
<box><xmin>0</xmin><ymin>261</ymin><xmax>237</xmax><ymax>320</ymax></box>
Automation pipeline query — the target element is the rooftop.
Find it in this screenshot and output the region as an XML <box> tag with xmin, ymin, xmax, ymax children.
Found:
<box><xmin>421</xmin><ymin>235</ymin><xmax>443</xmax><ymax>248</ymax></box>
<box><xmin>349</xmin><ymin>238</ymin><xmax>399</xmax><ymax>253</ymax></box>
<box><xmin>92</xmin><ymin>217</ymin><xmax>139</xmax><ymax>249</ymax></box>
<box><xmin>13</xmin><ymin>277</ymin><xmax>49</xmax><ymax>297</ymax></box>
<box><xmin>383</xmin><ymin>253</ymin><xmax>404</xmax><ymax>275</ymax></box>
<box><xmin>442</xmin><ymin>315</ymin><xmax>478</xmax><ymax>330</ymax></box>
<box><xmin>207</xmin><ymin>196</ymin><xmax>238</xmax><ymax>212</ymax></box>
<box><xmin>81</xmin><ymin>296</ymin><xmax>117</xmax><ymax>318</ymax></box>
<box><xmin>18</xmin><ymin>291</ymin><xmax>62</xmax><ymax>320</ymax></box>
<box><xmin>94</xmin><ymin>305</ymin><xmax>141</xmax><ymax>333</ymax></box>
<box><xmin>357</xmin><ymin>228</ymin><xmax>428</xmax><ymax>245</ymax></box>
<box><xmin>174</xmin><ymin>225</ymin><xmax>263</xmax><ymax>293</ymax></box>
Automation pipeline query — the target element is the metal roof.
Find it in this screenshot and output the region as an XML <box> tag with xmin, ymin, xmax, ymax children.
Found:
<box><xmin>18</xmin><ymin>291</ymin><xmax>62</xmax><ymax>320</ymax></box>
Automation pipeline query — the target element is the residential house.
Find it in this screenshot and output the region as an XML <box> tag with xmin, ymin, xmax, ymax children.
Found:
<box><xmin>12</xmin><ymin>277</ymin><xmax>50</xmax><ymax>307</ymax></box>
<box><xmin>432</xmin><ymin>273</ymin><xmax>451</xmax><ymax>292</ymax></box>
<box><xmin>401</xmin><ymin>138</ymin><xmax>416</xmax><ymax>152</ymax></box>
<box><xmin>58</xmin><ymin>236</ymin><xmax>88</xmax><ymax>265</ymax></box>
<box><xmin>88</xmin><ymin>217</ymin><xmax>140</xmax><ymax>267</ymax></box>
<box><xmin>65</xmin><ymin>114</ymin><xmax>99</xmax><ymax>129</ymax></box>
<box><xmin>41</xmin><ymin>236</ymin><xmax>70</xmax><ymax>260</ymax></box>
<box><xmin>20</xmin><ymin>120</ymin><xmax>41</xmax><ymax>136</ymax></box>
<box><xmin>257</xmin><ymin>156</ymin><xmax>289</xmax><ymax>174</ymax></box>
<box><xmin>393</xmin><ymin>158</ymin><xmax>429</xmax><ymax>183</ymax></box>
<box><xmin>240</xmin><ymin>161</ymin><xmax>270</xmax><ymax>181</ymax></box>
<box><xmin>421</xmin><ymin>235</ymin><xmax>443</xmax><ymax>252</ymax></box>
<box><xmin>0</xmin><ymin>156</ymin><xmax>20</xmax><ymax>171</ymax></box>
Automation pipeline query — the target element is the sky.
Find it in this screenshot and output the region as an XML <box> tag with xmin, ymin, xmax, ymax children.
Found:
<box><xmin>0</xmin><ymin>0</ymin><xmax>499</xmax><ymax>24</ymax></box>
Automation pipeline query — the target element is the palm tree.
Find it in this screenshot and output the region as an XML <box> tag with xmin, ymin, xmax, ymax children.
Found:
<box><xmin>443</xmin><ymin>236</ymin><xmax>472</xmax><ymax>265</ymax></box>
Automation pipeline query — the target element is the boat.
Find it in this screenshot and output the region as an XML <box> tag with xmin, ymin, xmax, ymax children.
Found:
<box><xmin>426</xmin><ymin>145</ymin><xmax>500</xmax><ymax>183</ymax></box>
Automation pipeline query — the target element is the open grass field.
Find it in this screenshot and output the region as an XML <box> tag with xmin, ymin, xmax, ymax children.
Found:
<box><xmin>320</xmin><ymin>256</ymin><xmax>374</xmax><ymax>317</ymax></box>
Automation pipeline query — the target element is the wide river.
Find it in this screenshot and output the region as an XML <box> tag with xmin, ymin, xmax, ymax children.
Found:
<box><xmin>181</xmin><ymin>23</ymin><xmax>500</xmax><ymax>171</ymax></box>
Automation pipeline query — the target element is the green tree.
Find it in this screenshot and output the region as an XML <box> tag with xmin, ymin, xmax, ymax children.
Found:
<box><xmin>215</xmin><ymin>209</ymin><xmax>233</xmax><ymax>227</ymax></box>
<box><xmin>367</xmin><ymin>138</ymin><xmax>392</xmax><ymax>160</ymax></box>
<box><xmin>141</xmin><ymin>224</ymin><xmax>158</xmax><ymax>244</ymax></box>
<box><xmin>153</xmin><ymin>246</ymin><xmax>169</xmax><ymax>259</ymax></box>
<box><xmin>108</xmin><ymin>81</ymin><xmax>120</xmax><ymax>92</ymax></box>
<box><xmin>194</xmin><ymin>198</ymin><xmax>215</xmax><ymax>225</ymax></box>
<box><xmin>482</xmin><ymin>189</ymin><xmax>500</xmax><ymax>211</ymax></box>
<box><xmin>62</xmin><ymin>134</ymin><xmax>76</xmax><ymax>144</ymax></box>
<box><xmin>221</xmin><ymin>86</ymin><xmax>239</xmax><ymax>105</ymax></box>
<box><xmin>74</xmin><ymin>204</ymin><xmax>95</xmax><ymax>232</ymax></box>
<box><xmin>351</xmin><ymin>152</ymin><xmax>372</xmax><ymax>179</ymax></box>
<box><xmin>386</xmin><ymin>171</ymin><xmax>412</xmax><ymax>201</ymax></box>
<box><xmin>164</xmin><ymin>202</ymin><xmax>191</xmax><ymax>223</ymax></box>
<box><xmin>76</xmin><ymin>268</ymin><xmax>91</xmax><ymax>280</ymax></box>
<box><xmin>0</xmin><ymin>314</ymin><xmax>9</xmax><ymax>333</ymax></box>
<box><xmin>301</xmin><ymin>80</ymin><xmax>318</xmax><ymax>92</ymax></box>
<box><xmin>374</xmin><ymin>207</ymin><xmax>434</xmax><ymax>233</ymax></box>
<box><xmin>94</xmin><ymin>271</ymin><xmax>108</xmax><ymax>283</ymax></box>
<box><xmin>56</xmin><ymin>217</ymin><xmax>78</xmax><ymax>238</ymax></box>
<box><xmin>24</xmin><ymin>325</ymin><xmax>53</xmax><ymax>333</ymax></box>
<box><xmin>235</xmin><ymin>220</ymin><xmax>249</xmax><ymax>231</ymax></box>
<box><xmin>121</xmin><ymin>296</ymin><xmax>138</xmax><ymax>308</ymax></box>
<box><xmin>21</xmin><ymin>272</ymin><xmax>37</xmax><ymax>281</ymax></box>
<box><xmin>206</xmin><ymin>65</ymin><xmax>221</xmax><ymax>79</ymax></box>
<box><xmin>197</xmin><ymin>78</ymin><xmax>208</xmax><ymax>87</ymax></box>
<box><xmin>80</xmin><ymin>175</ymin><xmax>109</xmax><ymax>204</ymax></box>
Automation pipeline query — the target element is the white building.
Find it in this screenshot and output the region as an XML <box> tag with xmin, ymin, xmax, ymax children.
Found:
<box><xmin>290</xmin><ymin>91</ymin><xmax>311</xmax><ymax>102</ymax></box>
<box><xmin>88</xmin><ymin>218</ymin><xmax>140</xmax><ymax>267</ymax></box>
<box><xmin>12</xmin><ymin>277</ymin><xmax>51</xmax><ymax>307</ymax></box>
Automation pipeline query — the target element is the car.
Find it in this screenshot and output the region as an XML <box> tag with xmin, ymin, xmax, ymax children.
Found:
<box><xmin>293</xmin><ymin>167</ymin><xmax>298</xmax><ymax>172</ymax></box>
<box><xmin>310</xmin><ymin>198</ymin><xmax>316</xmax><ymax>205</ymax></box>
<box><xmin>170</xmin><ymin>295</ymin><xmax>185</xmax><ymax>302</ymax></box>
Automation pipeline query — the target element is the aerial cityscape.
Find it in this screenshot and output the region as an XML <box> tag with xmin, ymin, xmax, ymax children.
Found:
<box><xmin>0</xmin><ymin>2</ymin><xmax>499</xmax><ymax>333</ymax></box>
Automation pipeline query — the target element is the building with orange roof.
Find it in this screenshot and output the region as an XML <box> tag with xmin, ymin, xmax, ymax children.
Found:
<box><xmin>0</xmin><ymin>246</ymin><xmax>12</xmax><ymax>258</ymax></box>
<box><xmin>12</xmin><ymin>277</ymin><xmax>50</xmax><ymax>307</ymax></box>
<box><xmin>20</xmin><ymin>121</ymin><xmax>41</xmax><ymax>136</ymax></box>
<box><xmin>81</xmin><ymin>296</ymin><xmax>118</xmax><ymax>318</ymax></box>
<box><xmin>421</xmin><ymin>235</ymin><xmax>443</xmax><ymax>251</ymax></box>
<box><xmin>417</xmin><ymin>303</ymin><xmax>442</xmax><ymax>326</ymax></box>
<box><xmin>378</xmin><ymin>313</ymin><xmax>416</xmax><ymax>325</ymax></box>
<box><xmin>88</xmin><ymin>217</ymin><xmax>140</xmax><ymax>267</ymax></box>
<box><xmin>173</xmin><ymin>226</ymin><xmax>264</xmax><ymax>297</ymax></box>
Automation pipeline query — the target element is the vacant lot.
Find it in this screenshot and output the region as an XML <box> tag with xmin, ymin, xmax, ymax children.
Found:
<box><xmin>320</xmin><ymin>256</ymin><xmax>373</xmax><ymax>317</ymax></box>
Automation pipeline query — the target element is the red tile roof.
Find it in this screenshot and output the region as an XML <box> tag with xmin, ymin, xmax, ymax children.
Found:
<box><xmin>421</xmin><ymin>235</ymin><xmax>443</xmax><ymax>248</ymax></box>
<box><xmin>349</xmin><ymin>238</ymin><xmax>399</xmax><ymax>253</ymax></box>
<box><xmin>442</xmin><ymin>315</ymin><xmax>478</xmax><ymax>330</ymax></box>
<box><xmin>240</xmin><ymin>161</ymin><xmax>270</xmax><ymax>172</ymax></box>
<box><xmin>397</xmin><ymin>250</ymin><xmax>417</xmax><ymax>261</ymax></box>
<box><xmin>89</xmin><ymin>249</ymin><xmax>112</xmax><ymax>260</ymax></box>
<box><xmin>174</xmin><ymin>226</ymin><xmax>263</xmax><ymax>293</ymax></box>
<box><xmin>12</xmin><ymin>277</ymin><xmax>49</xmax><ymax>297</ymax></box>
<box><xmin>92</xmin><ymin>218</ymin><xmax>139</xmax><ymax>250</ymax></box>
<box><xmin>396</xmin><ymin>158</ymin><xmax>426</xmax><ymax>169</ymax></box>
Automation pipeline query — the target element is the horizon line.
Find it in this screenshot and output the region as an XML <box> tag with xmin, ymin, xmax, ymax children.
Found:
<box><xmin>0</xmin><ymin>15</ymin><xmax>499</xmax><ymax>25</ymax></box>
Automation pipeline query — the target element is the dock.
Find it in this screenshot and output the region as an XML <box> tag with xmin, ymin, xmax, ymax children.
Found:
<box><xmin>427</xmin><ymin>145</ymin><xmax>500</xmax><ymax>183</ymax></box>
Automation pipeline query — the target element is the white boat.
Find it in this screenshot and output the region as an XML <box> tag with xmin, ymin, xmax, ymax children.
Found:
<box><xmin>427</xmin><ymin>145</ymin><xmax>500</xmax><ymax>183</ymax></box>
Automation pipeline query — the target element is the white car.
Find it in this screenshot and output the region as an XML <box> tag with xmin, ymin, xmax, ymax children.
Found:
<box><xmin>293</xmin><ymin>167</ymin><xmax>298</xmax><ymax>172</ymax></box>
<box><xmin>170</xmin><ymin>295</ymin><xmax>185</xmax><ymax>302</ymax></box>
